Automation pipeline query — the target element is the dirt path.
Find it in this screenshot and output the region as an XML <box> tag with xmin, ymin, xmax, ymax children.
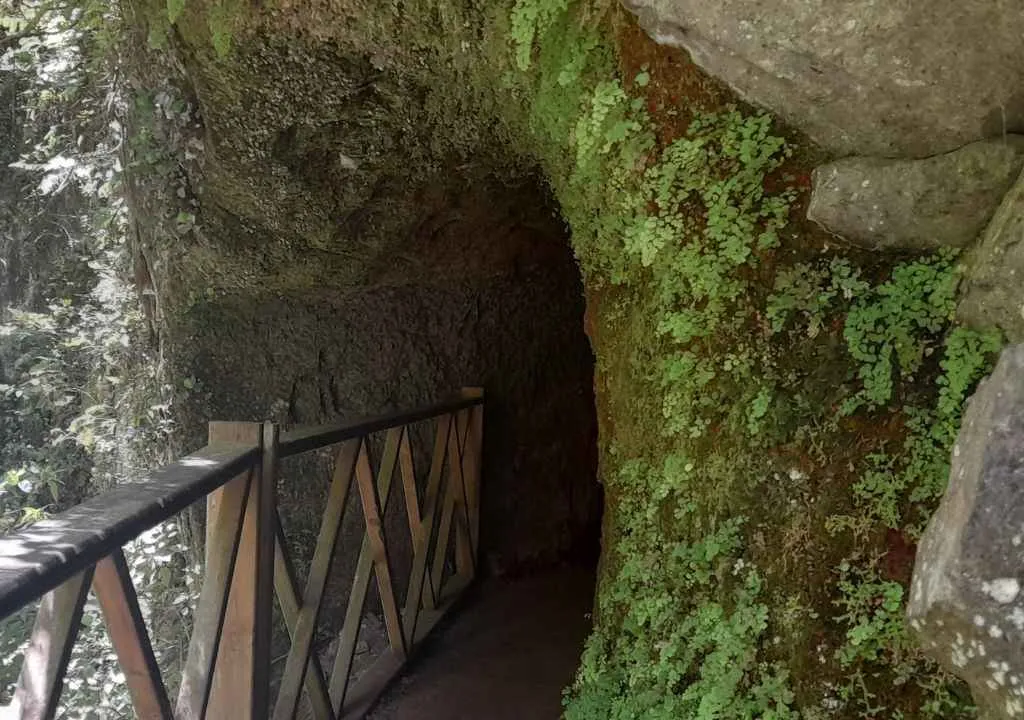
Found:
<box><xmin>367</xmin><ymin>569</ymin><xmax>595</xmax><ymax>720</ymax></box>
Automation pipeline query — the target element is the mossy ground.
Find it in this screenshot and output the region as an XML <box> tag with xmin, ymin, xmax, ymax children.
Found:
<box><xmin>127</xmin><ymin>0</ymin><xmax>1001</xmax><ymax>716</ymax></box>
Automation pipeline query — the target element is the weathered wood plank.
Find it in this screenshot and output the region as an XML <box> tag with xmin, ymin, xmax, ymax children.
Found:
<box><xmin>406</xmin><ymin>415</ymin><xmax>449</xmax><ymax>620</ymax></box>
<box><xmin>327</xmin><ymin>434</ymin><xmax>403</xmax><ymax>712</ymax></box>
<box><xmin>9</xmin><ymin>569</ymin><xmax>93</xmax><ymax>720</ymax></box>
<box><xmin>0</xmin><ymin>445</ymin><xmax>257</xmax><ymax>621</ymax></box>
<box><xmin>278</xmin><ymin>395</ymin><xmax>482</xmax><ymax>458</ymax></box>
<box><xmin>429</xmin><ymin>470</ymin><xmax>457</xmax><ymax>599</ymax></box>
<box><xmin>253</xmin><ymin>423</ymin><xmax>279</xmax><ymax>720</ymax></box>
<box><xmin>459</xmin><ymin>392</ymin><xmax>484</xmax><ymax>553</ymax></box>
<box><xmin>273</xmin><ymin>519</ymin><xmax>334</xmax><ymax>720</ymax></box>
<box><xmin>273</xmin><ymin>439</ymin><xmax>359</xmax><ymax>720</ymax></box>
<box><xmin>397</xmin><ymin>429</ymin><xmax>421</xmax><ymax>547</ymax></box>
<box><xmin>447</xmin><ymin>413</ymin><xmax>475</xmax><ymax>580</ymax></box>
<box><xmin>327</xmin><ymin>537</ymin><xmax>374</xmax><ymax>712</ymax></box>
<box><xmin>204</xmin><ymin>422</ymin><xmax>263</xmax><ymax>720</ymax></box>
<box><xmin>176</xmin><ymin>438</ymin><xmax>255</xmax><ymax>720</ymax></box>
<box><xmin>353</xmin><ymin>430</ymin><xmax>406</xmax><ymax>661</ymax></box>
<box><xmin>93</xmin><ymin>550</ymin><xmax>173</xmax><ymax>720</ymax></box>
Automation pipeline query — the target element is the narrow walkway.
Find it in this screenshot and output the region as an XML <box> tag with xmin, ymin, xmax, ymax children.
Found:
<box><xmin>368</xmin><ymin>570</ymin><xmax>594</xmax><ymax>720</ymax></box>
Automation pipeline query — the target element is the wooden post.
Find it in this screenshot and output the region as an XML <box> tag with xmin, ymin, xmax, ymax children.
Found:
<box><xmin>177</xmin><ymin>422</ymin><xmax>261</xmax><ymax>720</ymax></box>
<box><xmin>253</xmin><ymin>422</ymin><xmax>278</xmax><ymax>720</ymax></box>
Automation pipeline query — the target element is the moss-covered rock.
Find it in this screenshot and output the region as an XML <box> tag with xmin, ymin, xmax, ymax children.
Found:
<box><xmin>124</xmin><ymin>0</ymin><xmax>1009</xmax><ymax>716</ymax></box>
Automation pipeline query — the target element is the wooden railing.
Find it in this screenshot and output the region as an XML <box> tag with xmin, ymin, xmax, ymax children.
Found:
<box><xmin>0</xmin><ymin>389</ymin><xmax>484</xmax><ymax>720</ymax></box>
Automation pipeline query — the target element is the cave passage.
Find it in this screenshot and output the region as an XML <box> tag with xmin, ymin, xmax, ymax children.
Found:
<box><xmin>191</xmin><ymin>178</ymin><xmax>603</xmax><ymax>717</ymax></box>
<box><xmin>359</xmin><ymin>183</ymin><xmax>602</xmax><ymax>720</ymax></box>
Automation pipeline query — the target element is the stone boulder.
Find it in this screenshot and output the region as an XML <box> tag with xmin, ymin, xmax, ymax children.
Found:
<box><xmin>807</xmin><ymin>138</ymin><xmax>1024</xmax><ymax>251</ymax></box>
<box><xmin>621</xmin><ymin>0</ymin><xmax>1024</xmax><ymax>158</ymax></box>
<box><xmin>909</xmin><ymin>344</ymin><xmax>1024</xmax><ymax>719</ymax></box>
<box><xmin>959</xmin><ymin>169</ymin><xmax>1024</xmax><ymax>343</ymax></box>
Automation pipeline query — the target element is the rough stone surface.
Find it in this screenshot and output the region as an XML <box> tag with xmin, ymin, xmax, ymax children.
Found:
<box><xmin>125</xmin><ymin>5</ymin><xmax>604</xmax><ymax>607</ymax></box>
<box><xmin>173</xmin><ymin>185</ymin><xmax>602</xmax><ymax>632</ymax></box>
<box><xmin>909</xmin><ymin>344</ymin><xmax>1024</xmax><ymax>719</ymax></box>
<box><xmin>807</xmin><ymin>138</ymin><xmax>1024</xmax><ymax>251</ymax></box>
<box><xmin>622</xmin><ymin>0</ymin><xmax>1024</xmax><ymax>158</ymax></box>
<box><xmin>959</xmin><ymin>170</ymin><xmax>1024</xmax><ymax>342</ymax></box>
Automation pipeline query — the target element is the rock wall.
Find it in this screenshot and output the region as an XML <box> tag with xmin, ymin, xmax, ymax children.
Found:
<box><xmin>122</xmin><ymin>0</ymin><xmax>1024</xmax><ymax>715</ymax></box>
<box><xmin>622</xmin><ymin>0</ymin><xmax>1024</xmax><ymax>158</ymax></box>
<box><xmin>910</xmin><ymin>344</ymin><xmax>1024</xmax><ymax>719</ymax></box>
<box><xmin>622</xmin><ymin>0</ymin><xmax>1024</xmax><ymax>715</ymax></box>
<box><xmin>176</xmin><ymin>203</ymin><xmax>601</xmax><ymax>574</ymax></box>
<box><xmin>123</xmin><ymin>0</ymin><xmax>602</xmax><ymax>582</ymax></box>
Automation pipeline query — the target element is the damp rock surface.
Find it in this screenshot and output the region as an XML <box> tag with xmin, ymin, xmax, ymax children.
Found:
<box><xmin>807</xmin><ymin>138</ymin><xmax>1024</xmax><ymax>251</ymax></box>
<box><xmin>959</xmin><ymin>169</ymin><xmax>1024</xmax><ymax>343</ymax></box>
<box><xmin>622</xmin><ymin>0</ymin><xmax>1024</xmax><ymax>157</ymax></box>
<box><xmin>909</xmin><ymin>344</ymin><xmax>1024</xmax><ymax>718</ymax></box>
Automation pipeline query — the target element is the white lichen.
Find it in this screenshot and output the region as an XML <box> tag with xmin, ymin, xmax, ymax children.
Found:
<box><xmin>1010</xmin><ymin>607</ymin><xmax>1024</xmax><ymax>630</ymax></box>
<box><xmin>983</xmin><ymin>578</ymin><xmax>1021</xmax><ymax>604</ymax></box>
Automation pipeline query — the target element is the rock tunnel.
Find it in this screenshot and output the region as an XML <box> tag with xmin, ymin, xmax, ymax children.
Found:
<box><xmin>159</xmin><ymin>172</ymin><xmax>604</xmax><ymax>714</ymax></box>
<box><xmin>122</xmin><ymin>2</ymin><xmax>615</xmax><ymax>710</ymax></box>
<box><xmin>113</xmin><ymin>0</ymin><xmax>1024</xmax><ymax>716</ymax></box>
<box><xmin>178</xmin><ymin>179</ymin><xmax>603</xmax><ymax>578</ymax></box>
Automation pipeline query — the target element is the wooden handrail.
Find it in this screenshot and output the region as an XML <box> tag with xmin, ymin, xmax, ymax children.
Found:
<box><xmin>0</xmin><ymin>444</ymin><xmax>258</xmax><ymax>620</ymax></box>
<box><xmin>0</xmin><ymin>389</ymin><xmax>485</xmax><ymax>720</ymax></box>
<box><xmin>278</xmin><ymin>390</ymin><xmax>482</xmax><ymax>457</ymax></box>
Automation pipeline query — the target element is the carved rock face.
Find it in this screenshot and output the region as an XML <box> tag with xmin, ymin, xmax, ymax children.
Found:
<box><xmin>909</xmin><ymin>344</ymin><xmax>1024</xmax><ymax>719</ymax></box>
<box><xmin>622</xmin><ymin>0</ymin><xmax>1024</xmax><ymax>158</ymax></box>
<box><xmin>808</xmin><ymin>138</ymin><xmax>1024</xmax><ymax>252</ymax></box>
<box><xmin>959</xmin><ymin>169</ymin><xmax>1024</xmax><ymax>344</ymax></box>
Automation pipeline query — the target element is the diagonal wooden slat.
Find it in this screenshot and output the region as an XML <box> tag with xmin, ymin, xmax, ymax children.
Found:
<box><xmin>462</xmin><ymin>404</ymin><xmax>484</xmax><ymax>555</ymax></box>
<box><xmin>93</xmin><ymin>549</ymin><xmax>173</xmax><ymax>720</ymax></box>
<box><xmin>273</xmin><ymin>519</ymin><xmax>334</xmax><ymax>720</ymax></box>
<box><xmin>397</xmin><ymin>429</ymin><xmax>421</xmax><ymax>551</ymax></box>
<box><xmin>353</xmin><ymin>430</ymin><xmax>406</xmax><ymax>660</ymax></box>
<box><xmin>454</xmin><ymin>409</ymin><xmax>470</xmax><ymax>465</ymax></box>
<box><xmin>429</xmin><ymin>467</ymin><xmax>457</xmax><ymax>598</ymax></box>
<box><xmin>408</xmin><ymin>415</ymin><xmax>450</xmax><ymax>617</ymax></box>
<box><xmin>337</xmin><ymin>572</ymin><xmax>472</xmax><ymax>720</ymax></box>
<box><xmin>176</xmin><ymin>467</ymin><xmax>252</xmax><ymax>720</ymax></box>
<box><xmin>326</xmin><ymin>537</ymin><xmax>374</xmax><ymax>713</ymax></box>
<box><xmin>273</xmin><ymin>439</ymin><xmax>360</xmax><ymax>720</ymax></box>
<box><xmin>326</xmin><ymin>431</ymin><xmax>403</xmax><ymax>713</ymax></box>
<box><xmin>446</xmin><ymin>412</ymin><xmax>475</xmax><ymax>580</ymax></box>
<box><xmin>9</xmin><ymin>568</ymin><xmax>93</xmax><ymax>720</ymax></box>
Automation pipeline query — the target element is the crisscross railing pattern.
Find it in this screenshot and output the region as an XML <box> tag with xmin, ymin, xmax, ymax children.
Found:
<box><xmin>0</xmin><ymin>388</ymin><xmax>484</xmax><ymax>720</ymax></box>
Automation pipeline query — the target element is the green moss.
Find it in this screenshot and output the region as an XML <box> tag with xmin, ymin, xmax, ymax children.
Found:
<box><xmin>500</xmin><ymin>0</ymin><xmax>1001</xmax><ymax>716</ymax></box>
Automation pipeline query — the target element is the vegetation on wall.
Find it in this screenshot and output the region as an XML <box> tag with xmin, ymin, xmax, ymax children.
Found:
<box><xmin>502</xmin><ymin>0</ymin><xmax>1001</xmax><ymax>716</ymax></box>
<box><xmin>0</xmin><ymin>0</ymin><xmax>1008</xmax><ymax>716</ymax></box>
<box><xmin>0</xmin><ymin>1</ymin><xmax>198</xmax><ymax>714</ymax></box>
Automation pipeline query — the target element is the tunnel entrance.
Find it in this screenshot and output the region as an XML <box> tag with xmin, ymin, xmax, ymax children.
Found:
<box><xmin>192</xmin><ymin>175</ymin><xmax>602</xmax><ymax>717</ymax></box>
<box><xmin>357</xmin><ymin>178</ymin><xmax>603</xmax><ymax>719</ymax></box>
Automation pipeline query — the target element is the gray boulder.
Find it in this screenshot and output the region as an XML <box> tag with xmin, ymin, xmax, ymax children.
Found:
<box><xmin>909</xmin><ymin>344</ymin><xmax>1024</xmax><ymax>719</ymax></box>
<box><xmin>959</xmin><ymin>169</ymin><xmax>1024</xmax><ymax>343</ymax></box>
<box><xmin>807</xmin><ymin>138</ymin><xmax>1024</xmax><ymax>251</ymax></box>
<box><xmin>621</xmin><ymin>0</ymin><xmax>1024</xmax><ymax>158</ymax></box>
